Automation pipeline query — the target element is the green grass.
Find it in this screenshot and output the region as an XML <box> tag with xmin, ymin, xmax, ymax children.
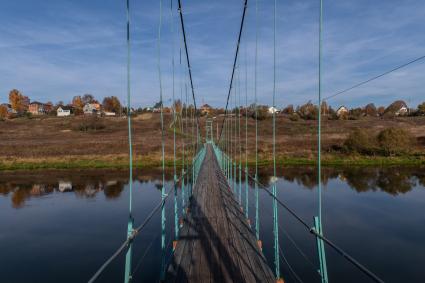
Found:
<box><xmin>1</xmin><ymin>154</ymin><xmax>424</xmax><ymax>171</ymax></box>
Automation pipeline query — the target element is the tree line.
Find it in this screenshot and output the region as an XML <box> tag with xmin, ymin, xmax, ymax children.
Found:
<box><xmin>0</xmin><ymin>89</ymin><xmax>122</xmax><ymax>118</ymax></box>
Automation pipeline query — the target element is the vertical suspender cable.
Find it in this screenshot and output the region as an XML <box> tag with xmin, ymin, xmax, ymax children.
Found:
<box><xmin>244</xmin><ymin>39</ymin><xmax>249</xmax><ymax>219</ymax></box>
<box><xmin>238</xmin><ymin>63</ymin><xmax>242</xmax><ymax>206</ymax></box>
<box><xmin>272</xmin><ymin>0</ymin><xmax>280</xmax><ymax>279</ymax></box>
<box><xmin>180</xmin><ymin>27</ymin><xmax>186</xmax><ymax>216</ymax></box>
<box><xmin>157</xmin><ymin>0</ymin><xmax>167</xmax><ymax>279</ymax></box>
<box><xmin>124</xmin><ymin>0</ymin><xmax>133</xmax><ymax>282</ymax></box>
<box><xmin>254</xmin><ymin>0</ymin><xmax>260</xmax><ymax>242</ymax></box>
<box><xmin>315</xmin><ymin>0</ymin><xmax>329</xmax><ymax>282</ymax></box>
<box><xmin>170</xmin><ymin>0</ymin><xmax>179</xmax><ymax>242</ymax></box>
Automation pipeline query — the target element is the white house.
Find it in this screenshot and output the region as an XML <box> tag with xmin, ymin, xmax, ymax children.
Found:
<box><xmin>83</xmin><ymin>103</ymin><xmax>101</xmax><ymax>115</ymax></box>
<box><xmin>57</xmin><ymin>106</ymin><xmax>71</xmax><ymax>117</ymax></box>
<box><xmin>268</xmin><ymin>106</ymin><xmax>280</xmax><ymax>114</ymax></box>
<box><xmin>336</xmin><ymin>106</ymin><xmax>349</xmax><ymax>117</ymax></box>
<box><xmin>395</xmin><ymin>106</ymin><xmax>408</xmax><ymax>116</ymax></box>
<box><xmin>58</xmin><ymin>181</ymin><xmax>72</xmax><ymax>192</ymax></box>
<box><xmin>104</xmin><ymin>111</ymin><xmax>116</xmax><ymax>117</ymax></box>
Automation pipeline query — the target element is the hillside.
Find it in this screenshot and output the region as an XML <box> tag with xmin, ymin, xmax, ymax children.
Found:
<box><xmin>0</xmin><ymin>113</ymin><xmax>425</xmax><ymax>170</ymax></box>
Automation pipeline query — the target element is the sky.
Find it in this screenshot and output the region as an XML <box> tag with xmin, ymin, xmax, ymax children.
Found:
<box><xmin>0</xmin><ymin>0</ymin><xmax>424</xmax><ymax>109</ymax></box>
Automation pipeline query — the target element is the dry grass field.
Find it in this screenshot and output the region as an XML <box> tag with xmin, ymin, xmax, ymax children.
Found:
<box><xmin>0</xmin><ymin>113</ymin><xmax>424</xmax><ymax>169</ymax></box>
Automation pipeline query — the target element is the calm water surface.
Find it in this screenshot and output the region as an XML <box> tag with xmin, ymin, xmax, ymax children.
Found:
<box><xmin>0</xmin><ymin>167</ymin><xmax>424</xmax><ymax>283</ymax></box>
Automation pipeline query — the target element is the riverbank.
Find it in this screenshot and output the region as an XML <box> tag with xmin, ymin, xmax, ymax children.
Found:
<box><xmin>1</xmin><ymin>114</ymin><xmax>424</xmax><ymax>170</ymax></box>
<box><xmin>1</xmin><ymin>154</ymin><xmax>424</xmax><ymax>171</ymax></box>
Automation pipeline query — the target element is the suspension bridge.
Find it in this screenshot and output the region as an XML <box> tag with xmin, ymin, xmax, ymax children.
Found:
<box><xmin>86</xmin><ymin>0</ymin><xmax>424</xmax><ymax>282</ymax></box>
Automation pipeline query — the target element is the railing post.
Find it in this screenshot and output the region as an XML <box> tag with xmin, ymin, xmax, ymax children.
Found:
<box><xmin>314</xmin><ymin>217</ymin><xmax>329</xmax><ymax>283</ymax></box>
<box><xmin>174</xmin><ymin>174</ymin><xmax>179</xmax><ymax>239</ymax></box>
<box><xmin>124</xmin><ymin>215</ymin><xmax>133</xmax><ymax>283</ymax></box>
<box><xmin>238</xmin><ymin>162</ymin><xmax>242</xmax><ymax>205</ymax></box>
<box><xmin>272</xmin><ymin>179</ymin><xmax>280</xmax><ymax>278</ymax></box>
<box><xmin>245</xmin><ymin>166</ymin><xmax>249</xmax><ymax>219</ymax></box>
<box><xmin>255</xmin><ymin>173</ymin><xmax>260</xmax><ymax>246</ymax></box>
<box><xmin>233</xmin><ymin>161</ymin><xmax>237</xmax><ymax>195</ymax></box>
<box><xmin>181</xmin><ymin>168</ymin><xmax>185</xmax><ymax>216</ymax></box>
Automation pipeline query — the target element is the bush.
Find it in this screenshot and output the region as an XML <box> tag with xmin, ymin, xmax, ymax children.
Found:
<box><xmin>289</xmin><ymin>113</ymin><xmax>299</xmax><ymax>121</ymax></box>
<box><xmin>75</xmin><ymin>116</ymin><xmax>105</xmax><ymax>132</ymax></box>
<box><xmin>377</xmin><ymin>128</ymin><xmax>414</xmax><ymax>156</ymax></box>
<box><xmin>252</xmin><ymin>106</ymin><xmax>269</xmax><ymax>120</ymax></box>
<box><xmin>344</xmin><ymin>129</ymin><xmax>377</xmax><ymax>155</ymax></box>
<box><xmin>24</xmin><ymin>112</ymin><xmax>33</xmax><ymax>119</ymax></box>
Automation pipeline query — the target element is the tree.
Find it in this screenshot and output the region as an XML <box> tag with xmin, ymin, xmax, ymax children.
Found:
<box><xmin>173</xmin><ymin>99</ymin><xmax>182</xmax><ymax>113</ymax></box>
<box><xmin>417</xmin><ymin>102</ymin><xmax>425</xmax><ymax>115</ymax></box>
<box><xmin>364</xmin><ymin>103</ymin><xmax>377</xmax><ymax>117</ymax></box>
<box><xmin>102</xmin><ymin>96</ymin><xmax>122</xmax><ymax>113</ymax></box>
<box><xmin>72</xmin><ymin>96</ymin><xmax>84</xmax><ymax>109</ymax></box>
<box><xmin>82</xmin><ymin>94</ymin><xmax>96</xmax><ymax>104</ymax></box>
<box><xmin>349</xmin><ymin>107</ymin><xmax>363</xmax><ymax>120</ymax></box>
<box><xmin>8</xmin><ymin>89</ymin><xmax>28</xmax><ymax>113</ymax></box>
<box><xmin>0</xmin><ymin>105</ymin><xmax>7</xmax><ymax>119</ymax></box>
<box><xmin>344</xmin><ymin>128</ymin><xmax>377</xmax><ymax>155</ymax></box>
<box><xmin>153</xmin><ymin>101</ymin><xmax>162</xmax><ymax>109</ymax></box>
<box><xmin>377</xmin><ymin>128</ymin><xmax>413</xmax><ymax>156</ymax></box>
<box><xmin>252</xmin><ymin>105</ymin><xmax>269</xmax><ymax>120</ymax></box>
<box><xmin>282</xmin><ymin>104</ymin><xmax>294</xmax><ymax>115</ymax></box>
<box><xmin>321</xmin><ymin>101</ymin><xmax>328</xmax><ymax>115</ymax></box>
<box><xmin>384</xmin><ymin>100</ymin><xmax>408</xmax><ymax>117</ymax></box>
<box><xmin>297</xmin><ymin>101</ymin><xmax>317</xmax><ymax>120</ymax></box>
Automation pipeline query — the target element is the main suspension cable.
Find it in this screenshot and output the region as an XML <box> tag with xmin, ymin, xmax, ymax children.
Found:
<box><xmin>177</xmin><ymin>0</ymin><xmax>200</xmax><ymax>153</ymax></box>
<box><xmin>218</xmin><ymin>0</ymin><xmax>248</xmax><ymax>143</ymax></box>
<box><xmin>323</xmin><ymin>54</ymin><xmax>425</xmax><ymax>101</ymax></box>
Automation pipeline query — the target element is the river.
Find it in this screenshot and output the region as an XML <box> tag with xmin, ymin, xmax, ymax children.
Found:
<box><xmin>0</xmin><ymin>166</ymin><xmax>424</xmax><ymax>282</ymax></box>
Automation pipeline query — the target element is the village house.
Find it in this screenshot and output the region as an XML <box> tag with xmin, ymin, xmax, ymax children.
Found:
<box><xmin>28</xmin><ymin>101</ymin><xmax>45</xmax><ymax>115</ymax></box>
<box><xmin>201</xmin><ymin>104</ymin><xmax>212</xmax><ymax>115</ymax></box>
<box><xmin>395</xmin><ymin>105</ymin><xmax>409</xmax><ymax>116</ymax></box>
<box><xmin>336</xmin><ymin>106</ymin><xmax>349</xmax><ymax>118</ymax></box>
<box><xmin>57</xmin><ymin>106</ymin><xmax>71</xmax><ymax>117</ymax></box>
<box><xmin>104</xmin><ymin>111</ymin><xmax>116</xmax><ymax>117</ymax></box>
<box><xmin>58</xmin><ymin>181</ymin><xmax>72</xmax><ymax>192</ymax></box>
<box><xmin>0</xmin><ymin>103</ymin><xmax>16</xmax><ymax>114</ymax></box>
<box><xmin>268</xmin><ymin>106</ymin><xmax>280</xmax><ymax>114</ymax></box>
<box><xmin>83</xmin><ymin>103</ymin><xmax>101</xmax><ymax>115</ymax></box>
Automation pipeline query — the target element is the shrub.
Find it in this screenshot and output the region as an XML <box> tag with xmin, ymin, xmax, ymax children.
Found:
<box><xmin>75</xmin><ymin>116</ymin><xmax>105</xmax><ymax>132</ymax></box>
<box><xmin>343</xmin><ymin>129</ymin><xmax>377</xmax><ymax>155</ymax></box>
<box><xmin>297</xmin><ymin>102</ymin><xmax>317</xmax><ymax>120</ymax></box>
<box><xmin>252</xmin><ymin>106</ymin><xmax>269</xmax><ymax>120</ymax></box>
<box><xmin>289</xmin><ymin>113</ymin><xmax>299</xmax><ymax>121</ymax></box>
<box><xmin>377</xmin><ymin>128</ymin><xmax>414</xmax><ymax>156</ymax></box>
<box><xmin>24</xmin><ymin>112</ymin><xmax>33</xmax><ymax>119</ymax></box>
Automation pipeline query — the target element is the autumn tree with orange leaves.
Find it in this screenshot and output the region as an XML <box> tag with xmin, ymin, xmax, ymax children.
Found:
<box><xmin>102</xmin><ymin>96</ymin><xmax>121</xmax><ymax>113</ymax></box>
<box><xmin>0</xmin><ymin>105</ymin><xmax>8</xmax><ymax>119</ymax></box>
<box><xmin>8</xmin><ymin>89</ymin><xmax>28</xmax><ymax>113</ymax></box>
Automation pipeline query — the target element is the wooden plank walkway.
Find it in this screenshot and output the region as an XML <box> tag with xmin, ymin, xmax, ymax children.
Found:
<box><xmin>166</xmin><ymin>144</ymin><xmax>276</xmax><ymax>283</ymax></box>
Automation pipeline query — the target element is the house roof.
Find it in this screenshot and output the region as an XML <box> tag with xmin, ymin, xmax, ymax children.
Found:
<box><xmin>201</xmin><ymin>104</ymin><xmax>212</xmax><ymax>109</ymax></box>
<box><xmin>59</xmin><ymin>106</ymin><xmax>72</xmax><ymax>111</ymax></box>
<box><xmin>30</xmin><ymin>101</ymin><xmax>44</xmax><ymax>105</ymax></box>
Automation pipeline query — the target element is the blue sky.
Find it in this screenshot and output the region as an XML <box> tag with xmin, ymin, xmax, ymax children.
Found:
<box><xmin>0</xmin><ymin>0</ymin><xmax>424</xmax><ymax>108</ymax></box>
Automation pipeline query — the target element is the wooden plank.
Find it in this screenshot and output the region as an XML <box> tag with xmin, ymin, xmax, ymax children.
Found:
<box><xmin>166</xmin><ymin>145</ymin><xmax>275</xmax><ymax>283</ymax></box>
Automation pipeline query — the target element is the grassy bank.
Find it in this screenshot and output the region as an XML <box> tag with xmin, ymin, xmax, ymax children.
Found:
<box><xmin>1</xmin><ymin>154</ymin><xmax>424</xmax><ymax>171</ymax></box>
<box><xmin>1</xmin><ymin>115</ymin><xmax>424</xmax><ymax>171</ymax></box>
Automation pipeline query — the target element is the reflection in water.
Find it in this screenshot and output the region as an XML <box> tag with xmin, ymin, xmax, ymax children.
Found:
<box><xmin>0</xmin><ymin>166</ymin><xmax>424</xmax><ymax>208</ymax></box>
<box><xmin>251</xmin><ymin>166</ymin><xmax>425</xmax><ymax>195</ymax></box>
<box><xmin>0</xmin><ymin>169</ymin><xmax>174</xmax><ymax>208</ymax></box>
<box><xmin>1</xmin><ymin>166</ymin><xmax>425</xmax><ymax>283</ymax></box>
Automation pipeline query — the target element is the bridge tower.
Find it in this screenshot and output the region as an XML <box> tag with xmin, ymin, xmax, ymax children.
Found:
<box><xmin>205</xmin><ymin>118</ymin><xmax>214</xmax><ymax>144</ymax></box>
